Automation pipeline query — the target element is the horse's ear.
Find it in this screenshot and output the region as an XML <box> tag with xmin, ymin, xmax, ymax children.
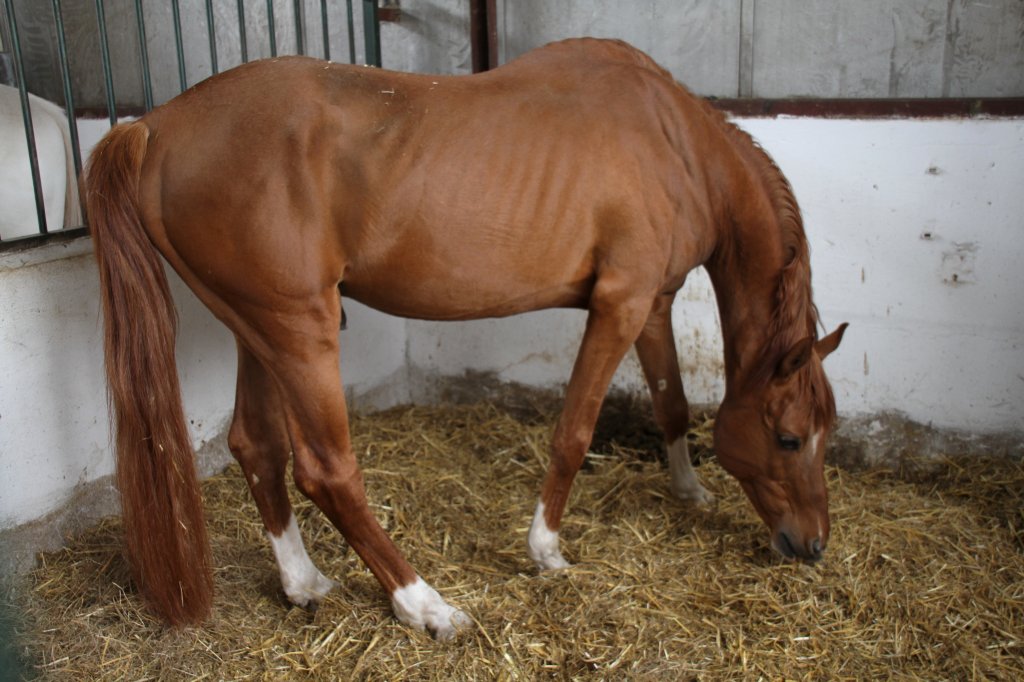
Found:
<box><xmin>776</xmin><ymin>336</ymin><xmax>814</xmax><ymax>382</ymax></box>
<box><xmin>815</xmin><ymin>322</ymin><xmax>848</xmax><ymax>361</ymax></box>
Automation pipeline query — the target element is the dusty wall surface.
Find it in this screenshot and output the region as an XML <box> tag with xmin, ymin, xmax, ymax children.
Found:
<box><xmin>495</xmin><ymin>0</ymin><xmax>1024</xmax><ymax>98</ymax></box>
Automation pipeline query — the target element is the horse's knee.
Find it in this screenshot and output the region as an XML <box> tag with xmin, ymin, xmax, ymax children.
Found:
<box><xmin>550</xmin><ymin>425</ymin><xmax>591</xmax><ymax>474</ymax></box>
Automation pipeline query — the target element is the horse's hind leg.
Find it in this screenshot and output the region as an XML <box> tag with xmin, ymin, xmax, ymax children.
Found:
<box><xmin>633</xmin><ymin>294</ymin><xmax>714</xmax><ymax>506</ymax></box>
<box><xmin>241</xmin><ymin>288</ymin><xmax>468</xmax><ymax>640</ymax></box>
<box><xmin>228</xmin><ymin>342</ymin><xmax>335</xmax><ymax>607</ymax></box>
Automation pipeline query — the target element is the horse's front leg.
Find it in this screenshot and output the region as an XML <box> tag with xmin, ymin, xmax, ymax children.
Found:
<box><xmin>633</xmin><ymin>294</ymin><xmax>714</xmax><ymax>506</ymax></box>
<box><xmin>528</xmin><ymin>281</ymin><xmax>654</xmax><ymax>571</ymax></box>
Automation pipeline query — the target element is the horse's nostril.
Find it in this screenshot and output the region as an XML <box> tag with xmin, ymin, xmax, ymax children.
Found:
<box><xmin>776</xmin><ymin>531</ymin><xmax>797</xmax><ymax>559</ymax></box>
<box><xmin>809</xmin><ymin>537</ymin><xmax>824</xmax><ymax>561</ymax></box>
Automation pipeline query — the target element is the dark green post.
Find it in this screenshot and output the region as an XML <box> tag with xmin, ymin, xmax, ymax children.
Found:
<box><xmin>362</xmin><ymin>0</ymin><xmax>380</xmax><ymax>66</ymax></box>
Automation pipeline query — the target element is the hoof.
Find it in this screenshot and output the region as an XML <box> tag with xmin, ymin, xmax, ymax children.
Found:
<box><xmin>284</xmin><ymin>571</ymin><xmax>337</xmax><ymax>609</ymax></box>
<box><xmin>528</xmin><ymin>545</ymin><xmax>571</xmax><ymax>572</ymax></box>
<box><xmin>430</xmin><ymin>608</ymin><xmax>471</xmax><ymax>642</ymax></box>
<box><xmin>671</xmin><ymin>482</ymin><xmax>715</xmax><ymax>508</ymax></box>
<box><xmin>527</xmin><ymin>501</ymin><xmax>570</xmax><ymax>571</ymax></box>
<box><xmin>392</xmin><ymin>578</ymin><xmax>469</xmax><ymax>641</ymax></box>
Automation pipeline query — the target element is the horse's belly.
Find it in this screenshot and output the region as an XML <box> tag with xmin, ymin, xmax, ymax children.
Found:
<box><xmin>341</xmin><ymin>272</ymin><xmax>592</xmax><ymax>321</ymax></box>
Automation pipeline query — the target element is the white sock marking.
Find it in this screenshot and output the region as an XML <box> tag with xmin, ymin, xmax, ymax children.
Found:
<box><xmin>527</xmin><ymin>501</ymin><xmax>569</xmax><ymax>570</ymax></box>
<box><xmin>268</xmin><ymin>514</ymin><xmax>336</xmax><ymax>607</ymax></box>
<box><xmin>391</xmin><ymin>577</ymin><xmax>470</xmax><ymax>641</ymax></box>
<box><xmin>667</xmin><ymin>438</ymin><xmax>714</xmax><ymax>506</ymax></box>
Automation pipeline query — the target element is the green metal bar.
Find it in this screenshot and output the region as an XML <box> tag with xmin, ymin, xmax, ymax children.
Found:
<box><xmin>2</xmin><ymin>0</ymin><xmax>47</xmax><ymax>235</ymax></box>
<box><xmin>266</xmin><ymin>0</ymin><xmax>277</xmax><ymax>57</ymax></box>
<box><xmin>320</xmin><ymin>0</ymin><xmax>329</xmax><ymax>61</ymax></box>
<box><xmin>362</xmin><ymin>0</ymin><xmax>380</xmax><ymax>67</ymax></box>
<box><xmin>236</xmin><ymin>0</ymin><xmax>249</xmax><ymax>62</ymax></box>
<box><xmin>171</xmin><ymin>0</ymin><xmax>187</xmax><ymax>91</ymax></box>
<box><xmin>133</xmin><ymin>0</ymin><xmax>154</xmax><ymax>110</ymax></box>
<box><xmin>51</xmin><ymin>0</ymin><xmax>83</xmax><ymax>180</ymax></box>
<box><xmin>293</xmin><ymin>0</ymin><xmax>304</xmax><ymax>55</ymax></box>
<box><xmin>345</xmin><ymin>0</ymin><xmax>355</xmax><ymax>63</ymax></box>
<box><xmin>94</xmin><ymin>0</ymin><xmax>117</xmax><ymax>126</ymax></box>
<box><xmin>205</xmin><ymin>0</ymin><xmax>219</xmax><ymax>74</ymax></box>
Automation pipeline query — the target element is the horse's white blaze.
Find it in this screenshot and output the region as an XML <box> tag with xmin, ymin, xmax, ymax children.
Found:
<box><xmin>808</xmin><ymin>430</ymin><xmax>822</xmax><ymax>459</ymax></box>
<box><xmin>391</xmin><ymin>577</ymin><xmax>470</xmax><ymax>641</ymax></box>
<box><xmin>667</xmin><ymin>438</ymin><xmax>714</xmax><ymax>506</ymax></box>
<box><xmin>268</xmin><ymin>514</ymin><xmax>336</xmax><ymax>607</ymax></box>
<box><xmin>527</xmin><ymin>501</ymin><xmax>569</xmax><ymax>570</ymax></box>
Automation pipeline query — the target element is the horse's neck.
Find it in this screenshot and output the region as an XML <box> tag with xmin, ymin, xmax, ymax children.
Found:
<box><xmin>702</xmin><ymin>156</ymin><xmax>789</xmax><ymax>388</ymax></box>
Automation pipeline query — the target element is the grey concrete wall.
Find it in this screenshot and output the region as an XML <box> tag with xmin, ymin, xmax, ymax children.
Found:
<box><xmin>498</xmin><ymin>0</ymin><xmax>743</xmax><ymax>96</ymax></box>
<box><xmin>496</xmin><ymin>0</ymin><xmax>1024</xmax><ymax>97</ymax></box>
<box><xmin>6</xmin><ymin>1</ymin><xmax>1023</xmax><ymax>109</ymax></box>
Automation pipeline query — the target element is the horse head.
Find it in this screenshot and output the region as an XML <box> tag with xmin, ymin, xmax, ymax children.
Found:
<box><xmin>714</xmin><ymin>323</ymin><xmax>847</xmax><ymax>562</ymax></box>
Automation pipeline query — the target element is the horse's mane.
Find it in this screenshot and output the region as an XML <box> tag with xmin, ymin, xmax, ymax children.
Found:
<box><xmin>705</xmin><ymin>105</ymin><xmax>837</xmax><ymax>428</ymax></box>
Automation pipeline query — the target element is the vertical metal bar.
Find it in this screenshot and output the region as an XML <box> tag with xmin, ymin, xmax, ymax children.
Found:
<box><xmin>266</xmin><ymin>0</ymin><xmax>277</xmax><ymax>57</ymax></box>
<box><xmin>345</xmin><ymin>0</ymin><xmax>355</xmax><ymax>64</ymax></box>
<box><xmin>94</xmin><ymin>0</ymin><xmax>117</xmax><ymax>126</ymax></box>
<box><xmin>205</xmin><ymin>0</ymin><xmax>219</xmax><ymax>74</ymax></box>
<box><xmin>237</xmin><ymin>0</ymin><xmax>249</xmax><ymax>63</ymax></box>
<box><xmin>2</xmin><ymin>0</ymin><xmax>48</xmax><ymax>234</ymax></box>
<box><xmin>51</xmin><ymin>0</ymin><xmax>83</xmax><ymax>179</ymax></box>
<box><xmin>362</xmin><ymin>0</ymin><xmax>380</xmax><ymax>67</ymax></box>
<box><xmin>293</xmin><ymin>0</ymin><xmax>304</xmax><ymax>56</ymax></box>
<box><xmin>469</xmin><ymin>0</ymin><xmax>487</xmax><ymax>73</ymax></box>
<box><xmin>133</xmin><ymin>0</ymin><xmax>154</xmax><ymax>110</ymax></box>
<box><xmin>320</xmin><ymin>0</ymin><xmax>330</xmax><ymax>61</ymax></box>
<box><xmin>171</xmin><ymin>0</ymin><xmax>187</xmax><ymax>91</ymax></box>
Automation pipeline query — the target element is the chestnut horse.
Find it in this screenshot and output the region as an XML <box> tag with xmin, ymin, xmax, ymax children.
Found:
<box><xmin>84</xmin><ymin>38</ymin><xmax>846</xmax><ymax>639</ymax></box>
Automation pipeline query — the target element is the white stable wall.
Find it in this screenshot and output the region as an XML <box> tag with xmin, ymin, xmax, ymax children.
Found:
<box><xmin>2</xmin><ymin>116</ymin><xmax>1021</xmax><ymax>533</ymax></box>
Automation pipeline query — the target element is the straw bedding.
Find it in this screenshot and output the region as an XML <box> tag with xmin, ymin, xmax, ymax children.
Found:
<box><xmin>9</xmin><ymin>400</ymin><xmax>1024</xmax><ymax>680</ymax></box>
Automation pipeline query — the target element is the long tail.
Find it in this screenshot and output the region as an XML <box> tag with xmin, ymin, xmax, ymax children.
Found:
<box><xmin>84</xmin><ymin>121</ymin><xmax>213</xmax><ymax>625</ymax></box>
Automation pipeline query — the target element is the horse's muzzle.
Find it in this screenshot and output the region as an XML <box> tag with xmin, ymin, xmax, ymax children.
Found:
<box><xmin>773</xmin><ymin>530</ymin><xmax>825</xmax><ymax>564</ymax></box>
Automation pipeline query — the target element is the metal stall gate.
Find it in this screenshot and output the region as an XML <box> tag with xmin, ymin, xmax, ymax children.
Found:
<box><xmin>0</xmin><ymin>0</ymin><xmax>387</xmax><ymax>248</ymax></box>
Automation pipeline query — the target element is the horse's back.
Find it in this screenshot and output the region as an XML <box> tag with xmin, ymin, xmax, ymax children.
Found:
<box><xmin>135</xmin><ymin>41</ymin><xmax>715</xmax><ymax>319</ymax></box>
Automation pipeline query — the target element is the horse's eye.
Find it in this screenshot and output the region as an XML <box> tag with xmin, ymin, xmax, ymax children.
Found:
<box><xmin>777</xmin><ymin>435</ymin><xmax>801</xmax><ymax>451</ymax></box>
